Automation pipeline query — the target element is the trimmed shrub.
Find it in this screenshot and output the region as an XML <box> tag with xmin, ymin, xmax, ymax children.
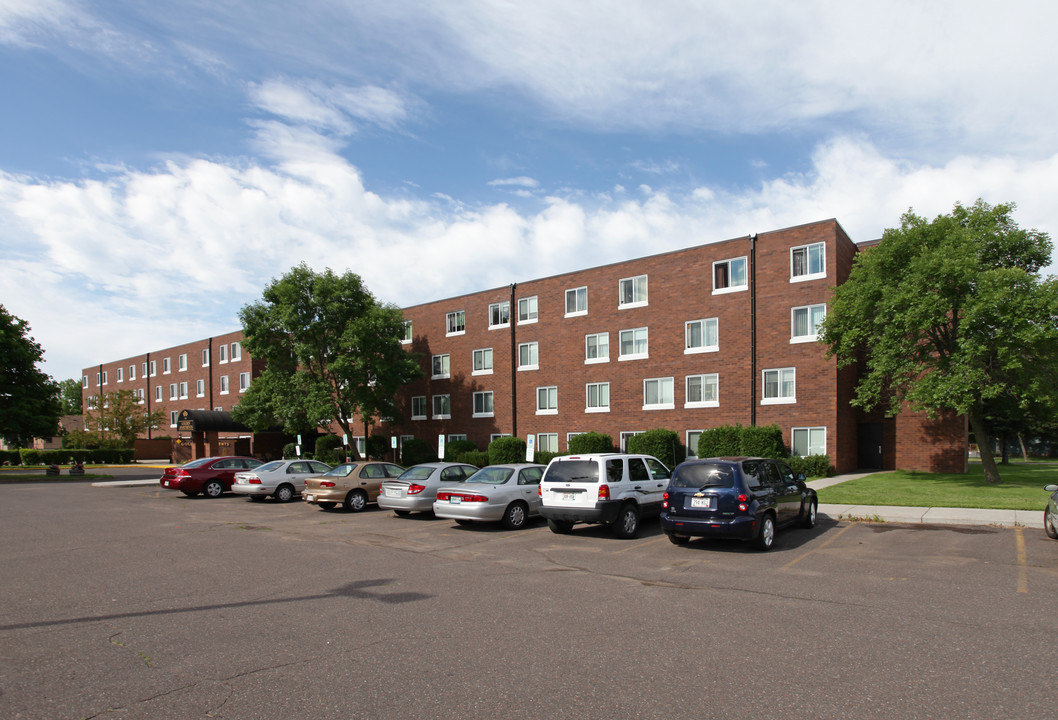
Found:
<box><xmin>739</xmin><ymin>424</ymin><xmax>787</xmax><ymax>458</ymax></box>
<box><xmin>0</xmin><ymin>450</ymin><xmax>21</xmax><ymax>466</ymax></box>
<box><xmin>456</xmin><ymin>450</ymin><xmax>489</xmax><ymax>468</ymax></box>
<box><xmin>444</xmin><ymin>439</ymin><xmax>478</xmax><ymax>462</ymax></box>
<box><xmin>627</xmin><ymin>428</ymin><xmax>682</xmax><ymax>469</ymax></box>
<box><xmin>567</xmin><ymin>431</ymin><xmax>615</xmax><ymax>454</ymax></box>
<box><xmin>366</xmin><ymin>434</ymin><xmax>390</xmax><ymax>460</ymax></box>
<box><xmin>314</xmin><ymin>435</ymin><xmax>343</xmax><ymax>465</ymax></box>
<box><xmin>787</xmin><ymin>454</ymin><xmax>835</xmax><ymax>478</ymax></box>
<box><xmin>698</xmin><ymin>424</ymin><xmax>742</xmax><ymax>458</ymax></box>
<box><xmin>533</xmin><ymin>450</ymin><xmax>560</xmax><ymax>466</ymax></box>
<box><xmin>489</xmin><ymin>436</ymin><xmax>527</xmax><ymax>464</ymax></box>
<box><xmin>282</xmin><ymin>442</ymin><xmax>299</xmax><ymax>459</ymax></box>
<box><xmin>400</xmin><ymin>438</ymin><xmax>437</xmax><ymax>466</ymax></box>
<box><xmin>17</xmin><ymin>448</ymin><xmax>135</xmax><ymax>465</ymax></box>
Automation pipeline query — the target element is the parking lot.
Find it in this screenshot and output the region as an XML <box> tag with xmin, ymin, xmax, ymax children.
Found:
<box><xmin>1</xmin><ymin>481</ymin><xmax>1055</xmax><ymax>719</ymax></box>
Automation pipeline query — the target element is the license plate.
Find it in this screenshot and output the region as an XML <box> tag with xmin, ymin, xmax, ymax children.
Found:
<box><xmin>164</xmin><ymin>480</ymin><xmax>170</xmax><ymax>487</ymax></box>
<box><xmin>450</xmin><ymin>496</ymin><xmax>462</xmax><ymax>504</ymax></box>
<box><xmin>562</xmin><ymin>493</ymin><xmax>577</xmax><ymax>502</ymax></box>
<box><xmin>690</xmin><ymin>497</ymin><xmax>714</xmax><ymax>509</ymax></box>
<box><xmin>385</xmin><ymin>488</ymin><xmax>400</xmax><ymax>497</ymax></box>
<box><xmin>305</xmin><ymin>494</ymin><xmax>314</xmax><ymax>502</ymax></box>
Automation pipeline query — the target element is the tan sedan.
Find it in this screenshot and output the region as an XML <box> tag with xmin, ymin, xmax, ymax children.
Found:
<box><xmin>302</xmin><ymin>461</ymin><xmax>405</xmax><ymax>512</ymax></box>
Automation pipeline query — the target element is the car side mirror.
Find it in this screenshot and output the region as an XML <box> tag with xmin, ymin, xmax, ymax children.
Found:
<box><xmin>1045</xmin><ymin>484</ymin><xmax>1058</xmax><ymax>492</ymax></box>
<box><xmin>797</xmin><ymin>473</ymin><xmax>807</xmax><ymax>482</ymax></box>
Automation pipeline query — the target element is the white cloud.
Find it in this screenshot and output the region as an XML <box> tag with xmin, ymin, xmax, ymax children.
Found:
<box><xmin>488</xmin><ymin>177</ymin><xmax>539</xmax><ymax>188</ymax></box>
<box><xmin>249</xmin><ymin>79</ymin><xmax>414</xmax><ymax>135</ymax></box>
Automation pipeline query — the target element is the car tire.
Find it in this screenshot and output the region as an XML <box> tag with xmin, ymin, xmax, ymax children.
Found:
<box><xmin>547</xmin><ymin>518</ymin><xmax>574</xmax><ymax>534</ymax></box>
<box><xmin>274</xmin><ymin>484</ymin><xmax>295</xmax><ymax>503</ymax></box>
<box><xmin>317</xmin><ymin>501</ymin><xmax>336</xmax><ymax>510</ymax></box>
<box><xmin>455</xmin><ymin>519</ymin><xmax>475</xmax><ymax>526</ymax></box>
<box><xmin>248</xmin><ymin>495</ymin><xmax>265</xmax><ymax>502</ymax></box>
<box><xmin>610</xmin><ymin>503</ymin><xmax>640</xmax><ymax>539</ymax></box>
<box><xmin>502</xmin><ymin>502</ymin><xmax>528</xmax><ymax>530</ymax></box>
<box><xmin>181</xmin><ymin>490</ymin><xmax>199</xmax><ymax>497</ymax></box>
<box><xmin>754</xmin><ymin>513</ymin><xmax>776</xmax><ymax>551</ymax></box>
<box><xmin>393</xmin><ymin>510</ymin><xmax>411</xmax><ymax>517</ymax></box>
<box><xmin>802</xmin><ymin>499</ymin><xmax>818</xmax><ymax>529</ymax></box>
<box><xmin>1045</xmin><ymin>506</ymin><xmax>1058</xmax><ymax>539</ymax></box>
<box><xmin>203</xmin><ymin>480</ymin><xmax>224</xmax><ymax>498</ymax></box>
<box><xmin>667</xmin><ymin>533</ymin><xmax>689</xmax><ymax>546</ymax></box>
<box><xmin>344</xmin><ymin>490</ymin><xmax>368</xmax><ymax>513</ymax></box>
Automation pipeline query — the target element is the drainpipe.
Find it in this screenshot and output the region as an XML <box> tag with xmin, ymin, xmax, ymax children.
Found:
<box><xmin>207</xmin><ymin>338</ymin><xmax>214</xmax><ymax>411</ymax></box>
<box><xmin>145</xmin><ymin>352</ymin><xmax>152</xmax><ymax>439</ymax></box>
<box><xmin>749</xmin><ymin>233</ymin><xmax>758</xmax><ymax>427</ymax></box>
<box><xmin>509</xmin><ymin>283</ymin><xmax>518</xmax><ymax>439</ymax></box>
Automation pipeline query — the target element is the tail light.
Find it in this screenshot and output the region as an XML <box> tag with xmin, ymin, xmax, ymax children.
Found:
<box><xmin>662</xmin><ymin>491</ymin><xmax>669</xmax><ymax>509</ymax></box>
<box><xmin>407</xmin><ymin>484</ymin><xmax>426</xmax><ymax>495</ymax></box>
<box><xmin>738</xmin><ymin>493</ymin><xmax>749</xmax><ymax>512</ymax></box>
<box><xmin>598</xmin><ymin>484</ymin><xmax>610</xmax><ymax>501</ymax></box>
<box><xmin>321</xmin><ymin>481</ymin><xmax>336</xmax><ymax>488</ymax></box>
<box><xmin>538</xmin><ymin>485</ymin><xmax>542</xmax><ymax>497</ymax></box>
<box><xmin>176</xmin><ymin>469</ymin><xmax>190</xmax><ymax>478</ymax></box>
<box><xmin>248</xmin><ymin>478</ymin><xmax>262</xmax><ymax>484</ymax></box>
<box><xmin>437</xmin><ymin>492</ymin><xmax>487</xmax><ymax>502</ymax></box>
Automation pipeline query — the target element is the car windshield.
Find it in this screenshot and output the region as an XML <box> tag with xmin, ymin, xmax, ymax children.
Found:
<box><xmin>544</xmin><ymin>460</ymin><xmax>599</xmax><ymax>483</ymax></box>
<box><xmin>466</xmin><ymin>467</ymin><xmax>514</xmax><ymax>485</ymax></box>
<box><xmin>182</xmin><ymin>457</ymin><xmax>215</xmax><ymax>469</ymax></box>
<box><xmin>322</xmin><ymin>464</ymin><xmax>357</xmax><ymax>477</ymax></box>
<box><xmin>256</xmin><ymin>461</ymin><xmax>284</xmax><ymax>473</ymax></box>
<box><xmin>671</xmin><ymin>464</ymin><xmax>735</xmax><ymax>489</ymax></box>
<box><xmin>399</xmin><ymin>466</ymin><xmax>436</xmax><ymax>480</ymax></box>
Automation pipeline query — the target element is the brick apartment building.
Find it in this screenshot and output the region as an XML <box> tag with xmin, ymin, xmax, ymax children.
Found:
<box><xmin>81</xmin><ymin>219</ymin><xmax>967</xmax><ymax>473</ymax></box>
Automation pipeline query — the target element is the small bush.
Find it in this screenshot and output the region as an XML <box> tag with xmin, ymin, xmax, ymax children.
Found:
<box><xmin>489</xmin><ymin>436</ymin><xmax>527</xmax><ymax>464</ymax></box>
<box><xmin>444</xmin><ymin>439</ymin><xmax>478</xmax><ymax>461</ymax></box>
<box><xmin>314</xmin><ymin>435</ymin><xmax>343</xmax><ymax>465</ymax></box>
<box><xmin>364</xmin><ymin>434</ymin><xmax>389</xmax><ymax>460</ymax></box>
<box><xmin>400</xmin><ymin>438</ymin><xmax>437</xmax><ymax>466</ymax></box>
<box><xmin>282</xmin><ymin>442</ymin><xmax>299</xmax><ymax>459</ymax></box>
<box><xmin>533</xmin><ymin>450</ymin><xmax>560</xmax><ymax>466</ymax></box>
<box><xmin>456</xmin><ymin>450</ymin><xmax>489</xmax><ymax>468</ymax></box>
<box><xmin>787</xmin><ymin>454</ymin><xmax>835</xmax><ymax>478</ymax></box>
<box><xmin>567</xmin><ymin>431</ymin><xmax>615</xmax><ymax>454</ymax></box>
<box><xmin>698</xmin><ymin>425</ymin><xmax>742</xmax><ymax>458</ymax></box>
<box><xmin>739</xmin><ymin>424</ymin><xmax>787</xmax><ymax>458</ymax></box>
<box><xmin>627</xmin><ymin>428</ymin><xmax>682</xmax><ymax>469</ymax></box>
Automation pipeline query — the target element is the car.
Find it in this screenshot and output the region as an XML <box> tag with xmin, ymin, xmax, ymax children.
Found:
<box><xmin>378</xmin><ymin>462</ymin><xmax>480</xmax><ymax>516</ymax></box>
<box><xmin>538</xmin><ymin>453</ymin><xmax>670</xmax><ymax>538</ymax></box>
<box><xmin>1044</xmin><ymin>484</ymin><xmax>1058</xmax><ymax>539</ymax></box>
<box><xmin>159</xmin><ymin>456</ymin><xmax>264</xmax><ymax>498</ymax></box>
<box><xmin>433</xmin><ymin>464</ymin><xmax>546</xmax><ymax>530</ymax></box>
<box><xmin>302</xmin><ymin>461</ymin><xmax>405</xmax><ymax>512</ymax></box>
<box><xmin>231</xmin><ymin>459</ymin><xmax>333</xmax><ymax>503</ymax></box>
<box><xmin>660</xmin><ymin>456</ymin><xmax>817</xmax><ymax>551</ymax></box>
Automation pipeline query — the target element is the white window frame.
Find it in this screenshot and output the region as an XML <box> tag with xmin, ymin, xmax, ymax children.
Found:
<box><xmin>101</xmin><ymin>370</ymin><xmax>108</xmax><ymax>385</ymax></box>
<box><xmin>178</xmin><ymin>353</ymin><xmax>187</xmax><ymax>372</ymax></box>
<box><xmin>762</xmin><ymin>367</ymin><xmax>796</xmax><ymax>405</ymax></box>
<box><xmin>619</xmin><ymin>431</ymin><xmax>642</xmax><ymax>452</ymax></box>
<box><xmin>218</xmin><ymin>345</ymin><xmax>228</xmax><ymax>363</ymax></box>
<box><xmin>618</xmin><ymin>327</ymin><xmax>648</xmax><ymax>361</ymax></box>
<box><xmin>230</xmin><ymin>342</ymin><xmax>242</xmax><ymax>361</ymax></box>
<box><xmin>518</xmin><ymin>296</ymin><xmax>538</xmax><ymax>324</ymax></box>
<box><xmin>488</xmin><ymin>301</ymin><xmax>510</xmax><ymax>329</ymax></box>
<box><xmin>446</xmin><ymin>310</ymin><xmax>465</xmax><ymax>336</ymax></box>
<box><xmin>473</xmin><ymin>391</ymin><xmax>494</xmax><ymax>418</ymax></box>
<box><xmin>239</xmin><ymin>372</ymin><xmax>250</xmax><ymax>392</ymax></box>
<box><xmin>536</xmin><ymin>386</ymin><xmax>558</xmax><ymax>415</ymax></box>
<box><xmin>178</xmin><ymin>381</ymin><xmax>188</xmax><ymax>399</ymax></box>
<box><xmin>685</xmin><ymin>373</ymin><xmax>719</xmax><ymax>408</ymax></box>
<box><xmin>791</xmin><ymin>242</ymin><xmax>826</xmax><ymax>282</ymax></box>
<box><xmin>116</xmin><ymin>367</ymin><xmax>123</xmax><ymax>382</ymax></box>
<box><xmin>585</xmin><ymin>332</ymin><xmax>609</xmax><ymax>364</ymax></box>
<box><xmin>643</xmin><ymin>377</ymin><xmax>675</xmax><ymax>410</ymax></box>
<box><xmin>565</xmin><ymin>286</ymin><xmax>587</xmax><ymax>317</ymax></box>
<box><xmin>162</xmin><ymin>357</ymin><xmax>171</xmax><ymax>374</ymax></box>
<box><xmin>432</xmin><ymin>394</ymin><xmax>451</xmax><ymax>419</ymax></box>
<box><xmin>791</xmin><ymin>303</ymin><xmax>827</xmax><ymax>343</ymax></box>
<box><xmin>686</xmin><ymin>430</ymin><xmax>703</xmax><ymax>460</ymax></box>
<box><xmin>618</xmin><ymin>274</ymin><xmax>648</xmax><ymax>309</ymax></box>
<box><xmin>472</xmin><ymin>348</ymin><xmax>493</xmax><ymax>376</ymax></box>
<box><xmin>154</xmin><ymin>385</ymin><xmax>162</xmax><ymax>402</ymax></box>
<box><xmin>712</xmin><ymin>256</ymin><xmax>748</xmax><ymax>294</ymax></box>
<box><xmin>196</xmin><ymin>379</ymin><xmax>205</xmax><ymax>398</ymax></box>
<box><xmin>432</xmin><ymin>354</ymin><xmax>451</xmax><ymax>379</ymax></box>
<box><xmin>169</xmin><ymin>411</ymin><xmax>178</xmax><ymax>428</ymax></box>
<box><xmin>219</xmin><ymin>375</ymin><xmax>229</xmax><ymax>395</ymax></box>
<box><xmin>82</xmin><ymin>375</ymin><xmax>88</xmax><ymax>388</ymax></box>
<box><xmin>537</xmin><ymin>433</ymin><xmax>559</xmax><ymax>453</ymax></box>
<box><xmin>149</xmin><ymin>360</ymin><xmax>157</xmax><ymax>377</ymax></box>
<box><xmin>169</xmin><ymin>383</ymin><xmax>178</xmax><ymax>400</ymax></box>
<box><xmin>411</xmin><ymin>396</ymin><xmax>427</xmax><ymax>420</ymax></box>
<box><xmin>685</xmin><ymin>318</ymin><xmax>719</xmax><ymax>354</ymax></box>
<box><xmin>202</xmin><ymin>349</ymin><xmax>210</xmax><ymax>366</ymax></box>
<box><xmin>518</xmin><ymin>341</ymin><xmax>539</xmax><ymax>371</ymax></box>
<box><xmin>586</xmin><ymin>382</ymin><xmax>610</xmax><ymax>413</ymax></box>
<box><xmin>401</xmin><ymin>320</ymin><xmax>413</xmax><ymax>344</ymax></box>
<box><xmin>129</xmin><ymin>365</ymin><xmax>136</xmax><ymax>381</ymax></box>
<box><xmin>792</xmin><ymin>426</ymin><xmax>827</xmax><ymax>456</ymax></box>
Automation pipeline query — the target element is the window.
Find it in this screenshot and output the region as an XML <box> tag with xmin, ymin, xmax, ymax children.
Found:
<box><xmin>149</xmin><ymin>360</ymin><xmax>156</xmax><ymax>376</ymax></box>
<box><xmin>518</xmin><ymin>342</ymin><xmax>539</xmax><ymax>370</ymax></box>
<box><xmin>644</xmin><ymin>377</ymin><xmax>675</xmax><ymax>409</ymax></box>
<box><xmin>101</xmin><ymin>371</ymin><xmax>108</xmax><ymax>385</ymax></box>
<box><xmin>565</xmin><ymin>286</ymin><xmax>587</xmax><ymax>316</ymax></box>
<box><xmin>116</xmin><ymin>367</ymin><xmax>123</xmax><ymax>382</ymax></box>
<box><xmin>432</xmin><ymin>354</ymin><xmax>451</xmax><ymax>379</ymax></box>
<box><xmin>762</xmin><ymin>368</ymin><xmax>796</xmax><ymax>404</ymax></box>
<box><xmin>792</xmin><ymin>304</ymin><xmax>826</xmax><ymax>343</ymax></box>
<box><xmin>472</xmin><ymin>348</ymin><xmax>493</xmax><ymax>375</ymax></box>
<box><xmin>713</xmin><ymin>257</ymin><xmax>748</xmax><ymax>293</ymax></box>
<box><xmin>618</xmin><ymin>274</ymin><xmax>648</xmax><ymax>308</ymax></box>
<box><xmin>179</xmin><ymin>382</ymin><xmax>188</xmax><ymax>399</ymax></box>
<box><xmin>239</xmin><ymin>372</ymin><xmax>250</xmax><ymax>391</ymax></box>
<box><xmin>178</xmin><ymin>354</ymin><xmax>187</xmax><ymax>371</ymax></box>
<box><xmin>135</xmin><ymin>388</ymin><xmax>145</xmax><ymax>404</ymax></box>
<box><xmin>620</xmin><ymin>431</ymin><xmax>642</xmax><ymax>452</ymax></box>
<box><xmin>129</xmin><ymin>365</ymin><xmax>136</xmax><ymax>381</ymax></box>
<box><xmin>196</xmin><ymin>379</ymin><xmax>205</xmax><ymax>397</ymax></box>
<box><xmin>793</xmin><ymin>427</ymin><xmax>826</xmax><ymax>456</ymax></box>
<box><xmin>446</xmin><ymin>310</ymin><xmax>465</xmax><ymax>335</ymax></box>
<box><xmin>488</xmin><ymin>301</ymin><xmax>510</xmax><ymax>328</ymax></box>
<box><xmin>473</xmin><ymin>391</ymin><xmax>494</xmax><ymax>418</ymax></box>
<box><xmin>586</xmin><ymin>382</ymin><xmax>610</xmax><ymax>412</ymax></box>
<box><xmin>155</xmin><ymin>385</ymin><xmax>162</xmax><ymax>402</ymax></box>
<box><xmin>791</xmin><ymin>242</ymin><xmax>826</xmax><ymax>281</ymax></box>
<box><xmin>401</xmin><ymin>321</ymin><xmax>413</xmax><ymax>344</ymax></box>
<box><xmin>202</xmin><ymin>349</ymin><xmax>210</xmax><ymax>366</ymax></box>
<box><xmin>87</xmin><ymin>396</ymin><xmax>97</xmax><ymax>410</ymax></box>
<box><xmin>585</xmin><ymin>332</ymin><xmax>609</xmax><ymax>364</ymax></box>
<box><xmin>685</xmin><ymin>318</ymin><xmax>719</xmax><ymax>353</ymax></box>
<box><xmin>169</xmin><ymin>383</ymin><xmax>178</xmax><ymax>400</ymax></box>
<box><xmin>95</xmin><ymin>372</ymin><xmax>100</xmax><ymax>385</ymax></box>
<box><xmin>82</xmin><ymin>375</ymin><xmax>88</xmax><ymax>388</ymax></box>
<box><xmin>162</xmin><ymin>357</ymin><xmax>171</xmax><ymax>374</ymax></box>
<box><xmin>537</xmin><ymin>386</ymin><xmax>558</xmax><ymax>414</ymax></box>
<box><xmin>686</xmin><ymin>430</ymin><xmax>703</xmax><ymax>459</ymax></box>
<box><xmin>218</xmin><ymin>344</ymin><xmax>228</xmax><ymax>363</ymax></box>
<box><xmin>432</xmin><ymin>394</ymin><xmax>451</xmax><ymax>419</ymax></box>
<box><xmin>448</xmin><ymin>434</ymin><xmax>468</xmax><ymax>443</ymax></box>
<box><xmin>219</xmin><ymin>375</ymin><xmax>229</xmax><ymax>394</ymax></box>
<box><xmin>537</xmin><ymin>433</ymin><xmax>558</xmax><ymax>453</ymax></box>
<box><xmin>411</xmin><ymin>396</ymin><xmax>427</xmax><ymax>420</ymax></box>
<box><xmin>170</xmin><ymin>411</ymin><xmax>178</xmax><ymax>428</ymax></box>
<box><xmin>230</xmin><ymin>342</ymin><xmax>241</xmax><ymax>361</ymax></box>
<box><xmin>618</xmin><ymin>327</ymin><xmax>648</xmax><ymax>360</ymax></box>
<box><xmin>686</xmin><ymin>374</ymin><xmax>719</xmax><ymax>407</ymax></box>
<box><xmin>518</xmin><ymin>296</ymin><xmax>538</xmax><ymax>324</ymax></box>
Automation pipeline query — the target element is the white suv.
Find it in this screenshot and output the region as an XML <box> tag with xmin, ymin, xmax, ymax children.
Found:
<box><xmin>539</xmin><ymin>453</ymin><xmax>670</xmax><ymax>538</ymax></box>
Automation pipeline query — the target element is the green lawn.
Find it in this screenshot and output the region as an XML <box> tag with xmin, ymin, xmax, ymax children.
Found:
<box><xmin>817</xmin><ymin>462</ymin><xmax>1058</xmax><ymax>511</ymax></box>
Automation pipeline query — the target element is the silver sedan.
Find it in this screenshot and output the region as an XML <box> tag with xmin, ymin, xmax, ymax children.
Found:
<box><xmin>433</xmin><ymin>464</ymin><xmax>546</xmax><ymax>530</ymax></box>
<box><xmin>378</xmin><ymin>462</ymin><xmax>479</xmax><ymax>516</ymax></box>
<box><xmin>232</xmin><ymin>459</ymin><xmax>332</xmax><ymax>502</ymax></box>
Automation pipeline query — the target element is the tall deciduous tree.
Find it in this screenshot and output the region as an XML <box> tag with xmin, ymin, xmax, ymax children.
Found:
<box><xmin>83</xmin><ymin>390</ymin><xmax>165</xmax><ymax>448</ymax></box>
<box><xmin>821</xmin><ymin>200</ymin><xmax>1058</xmax><ymax>483</ymax></box>
<box><xmin>58</xmin><ymin>378</ymin><xmax>83</xmax><ymax>415</ymax></box>
<box><xmin>0</xmin><ymin>305</ymin><xmax>61</xmax><ymax>446</ymax></box>
<box><xmin>234</xmin><ymin>264</ymin><xmax>422</xmax><ymax>451</ymax></box>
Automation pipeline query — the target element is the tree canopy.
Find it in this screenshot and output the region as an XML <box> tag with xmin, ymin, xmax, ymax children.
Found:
<box><xmin>58</xmin><ymin>378</ymin><xmax>83</xmax><ymax>415</ymax></box>
<box><xmin>234</xmin><ymin>264</ymin><xmax>422</xmax><ymax>452</ymax></box>
<box><xmin>0</xmin><ymin>305</ymin><xmax>61</xmax><ymax>446</ymax></box>
<box><xmin>820</xmin><ymin>200</ymin><xmax>1058</xmax><ymax>483</ymax></box>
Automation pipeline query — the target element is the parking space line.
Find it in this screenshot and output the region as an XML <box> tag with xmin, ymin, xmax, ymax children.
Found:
<box><xmin>1015</xmin><ymin>527</ymin><xmax>1028</xmax><ymax>594</ymax></box>
<box><xmin>783</xmin><ymin>521</ymin><xmax>856</xmax><ymax>569</ymax></box>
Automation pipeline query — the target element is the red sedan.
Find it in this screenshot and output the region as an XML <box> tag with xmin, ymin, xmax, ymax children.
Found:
<box><xmin>159</xmin><ymin>456</ymin><xmax>263</xmax><ymax>498</ymax></box>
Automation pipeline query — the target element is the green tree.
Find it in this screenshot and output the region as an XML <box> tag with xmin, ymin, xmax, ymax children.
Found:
<box><xmin>235</xmin><ymin>264</ymin><xmax>422</xmax><ymax>451</ymax></box>
<box><xmin>58</xmin><ymin>378</ymin><xmax>83</xmax><ymax>415</ymax></box>
<box><xmin>0</xmin><ymin>306</ymin><xmax>61</xmax><ymax>446</ymax></box>
<box><xmin>84</xmin><ymin>390</ymin><xmax>165</xmax><ymax>448</ymax></box>
<box><xmin>821</xmin><ymin>200</ymin><xmax>1058</xmax><ymax>483</ymax></box>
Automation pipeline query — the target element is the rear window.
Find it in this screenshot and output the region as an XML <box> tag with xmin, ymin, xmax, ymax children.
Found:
<box><xmin>257</xmin><ymin>461</ymin><xmax>284</xmax><ymax>473</ymax></box>
<box><xmin>671</xmin><ymin>463</ymin><xmax>735</xmax><ymax>489</ymax></box>
<box><xmin>399</xmin><ymin>466</ymin><xmax>436</xmax><ymax>480</ymax></box>
<box><xmin>323</xmin><ymin>464</ymin><xmax>357</xmax><ymax>477</ymax></box>
<box><xmin>544</xmin><ymin>460</ymin><xmax>600</xmax><ymax>483</ymax></box>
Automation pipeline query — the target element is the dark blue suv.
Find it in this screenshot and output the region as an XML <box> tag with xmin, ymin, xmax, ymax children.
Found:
<box><xmin>660</xmin><ymin>457</ymin><xmax>817</xmax><ymax>551</ymax></box>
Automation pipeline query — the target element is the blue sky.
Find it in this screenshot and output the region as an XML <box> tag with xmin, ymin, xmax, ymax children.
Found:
<box><xmin>2</xmin><ymin>0</ymin><xmax>1057</xmax><ymax>383</ymax></box>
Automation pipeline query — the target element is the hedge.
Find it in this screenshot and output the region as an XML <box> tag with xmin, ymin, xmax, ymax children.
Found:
<box><xmin>1</xmin><ymin>450</ymin><xmax>23</xmax><ymax>466</ymax></box>
<box><xmin>444</xmin><ymin>439</ymin><xmax>479</xmax><ymax>462</ymax></box>
<box><xmin>314</xmin><ymin>435</ymin><xmax>343</xmax><ymax>465</ymax></box>
<box><xmin>400</xmin><ymin>438</ymin><xmax>437</xmax><ymax>466</ymax></box>
<box><xmin>697</xmin><ymin>425</ymin><xmax>742</xmax><ymax>458</ymax></box>
<box><xmin>627</xmin><ymin>428</ymin><xmax>682</xmax><ymax>470</ymax></box>
<box><xmin>489</xmin><ymin>436</ymin><xmax>527</xmax><ymax>464</ymax></box>
<box><xmin>786</xmin><ymin>454</ymin><xmax>835</xmax><ymax>478</ymax></box>
<box><xmin>567</xmin><ymin>431</ymin><xmax>615</xmax><ymax>454</ymax></box>
<box><xmin>455</xmin><ymin>450</ymin><xmax>489</xmax><ymax>468</ymax></box>
<box><xmin>17</xmin><ymin>448</ymin><xmax>135</xmax><ymax>465</ymax></box>
<box><xmin>738</xmin><ymin>424</ymin><xmax>787</xmax><ymax>458</ymax></box>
